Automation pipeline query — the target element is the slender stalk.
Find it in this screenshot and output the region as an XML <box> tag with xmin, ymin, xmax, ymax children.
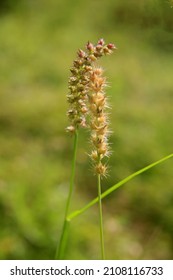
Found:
<box><xmin>55</xmin><ymin>219</ymin><xmax>70</xmax><ymax>260</ymax></box>
<box><xmin>97</xmin><ymin>174</ymin><xmax>105</xmax><ymax>260</ymax></box>
<box><xmin>55</xmin><ymin>130</ymin><xmax>78</xmax><ymax>259</ymax></box>
<box><xmin>65</xmin><ymin>130</ymin><xmax>78</xmax><ymax>218</ymax></box>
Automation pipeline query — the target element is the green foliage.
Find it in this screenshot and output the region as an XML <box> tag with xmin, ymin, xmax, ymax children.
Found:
<box><xmin>0</xmin><ymin>0</ymin><xmax>173</xmax><ymax>259</ymax></box>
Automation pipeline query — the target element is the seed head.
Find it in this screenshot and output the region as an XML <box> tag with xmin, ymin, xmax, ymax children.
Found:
<box><xmin>66</xmin><ymin>39</ymin><xmax>116</xmax><ymax>134</ymax></box>
<box><xmin>66</xmin><ymin>39</ymin><xmax>116</xmax><ymax>177</ymax></box>
<box><xmin>88</xmin><ymin>67</ymin><xmax>111</xmax><ymax>176</ymax></box>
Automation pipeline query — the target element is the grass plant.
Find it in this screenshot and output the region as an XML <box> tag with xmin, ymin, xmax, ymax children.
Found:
<box><xmin>55</xmin><ymin>39</ymin><xmax>173</xmax><ymax>260</ymax></box>
<box><xmin>0</xmin><ymin>0</ymin><xmax>173</xmax><ymax>261</ymax></box>
<box><xmin>56</xmin><ymin>39</ymin><xmax>115</xmax><ymax>259</ymax></box>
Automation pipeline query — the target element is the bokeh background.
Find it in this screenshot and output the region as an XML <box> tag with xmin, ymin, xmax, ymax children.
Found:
<box><xmin>0</xmin><ymin>0</ymin><xmax>173</xmax><ymax>260</ymax></box>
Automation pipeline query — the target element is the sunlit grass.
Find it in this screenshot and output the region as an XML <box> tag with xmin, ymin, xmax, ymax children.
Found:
<box><xmin>0</xmin><ymin>0</ymin><xmax>172</xmax><ymax>259</ymax></box>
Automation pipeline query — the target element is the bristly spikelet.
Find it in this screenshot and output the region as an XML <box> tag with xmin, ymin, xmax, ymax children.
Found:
<box><xmin>66</xmin><ymin>39</ymin><xmax>116</xmax><ymax>134</ymax></box>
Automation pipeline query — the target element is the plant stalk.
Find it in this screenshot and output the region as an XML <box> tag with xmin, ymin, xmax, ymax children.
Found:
<box><xmin>98</xmin><ymin>174</ymin><xmax>105</xmax><ymax>260</ymax></box>
<box><xmin>55</xmin><ymin>130</ymin><xmax>78</xmax><ymax>259</ymax></box>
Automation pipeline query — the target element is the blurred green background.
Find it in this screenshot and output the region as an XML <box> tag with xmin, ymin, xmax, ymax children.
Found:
<box><xmin>0</xmin><ymin>0</ymin><xmax>173</xmax><ymax>260</ymax></box>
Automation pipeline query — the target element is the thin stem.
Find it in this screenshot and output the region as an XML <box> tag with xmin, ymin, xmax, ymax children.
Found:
<box><xmin>55</xmin><ymin>130</ymin><xmax>78</xmax><ymax>259</ymax></box>
<box><xmin>97</xmin><ymin>174</ymin><xmax>105</xmax><ymax>260</ymax></box>
<box><xmin>65</xmin><ymin>130</ymin><xmax>78</xmax><ymax>218</ymax></box>
<box><xmin>55</xmin><ymin>218</ymin><xmax>70</xmax><ymax>260</ymax></box>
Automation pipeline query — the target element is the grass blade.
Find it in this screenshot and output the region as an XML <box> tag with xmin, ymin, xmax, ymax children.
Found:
<box><xmin>68</xmin><ymin>154</ymin><xmax>173</xmax><ymax>220</ymax></box>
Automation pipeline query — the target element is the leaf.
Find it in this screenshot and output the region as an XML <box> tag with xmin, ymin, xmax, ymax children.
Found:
<box><xmin>68</xmin><ymin>154</ymin><xmax>173</xmax><ymax>220</ymax></box>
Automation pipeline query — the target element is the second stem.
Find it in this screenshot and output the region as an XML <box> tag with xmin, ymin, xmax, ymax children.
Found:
<box><xmin>55</xmin><ymin>130</ymin><xmax>78</xmax><ymax>259</ymax></box>
<box><xmin>97</xmin><ymin>174</ymin><xmax>105</xmax><ymax>260</ymax></box>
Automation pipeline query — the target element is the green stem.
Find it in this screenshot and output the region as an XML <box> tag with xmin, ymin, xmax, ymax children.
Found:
<box><xmin>55</xmin><ymin>218</ymin><xmax>70</xmax><ymax>260</ymax></box>
<box><xmin>55</xmin><ymin>130</ymin><xmax>78</xmax><ymax>259</ymax></box>
<box><xmin>65</xmin><ymin>130</ymin><xmax>78</xmax><ymax>218</ymax></box>
<box><xmin>68</xmin><ymin>153</ymin><xmax>173</xmax><ymax>221</ymax></box>
<box><xmin>98</xmin><ymin>174</ymin><xmax>105</xmax><ymax>260</ymax></box>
